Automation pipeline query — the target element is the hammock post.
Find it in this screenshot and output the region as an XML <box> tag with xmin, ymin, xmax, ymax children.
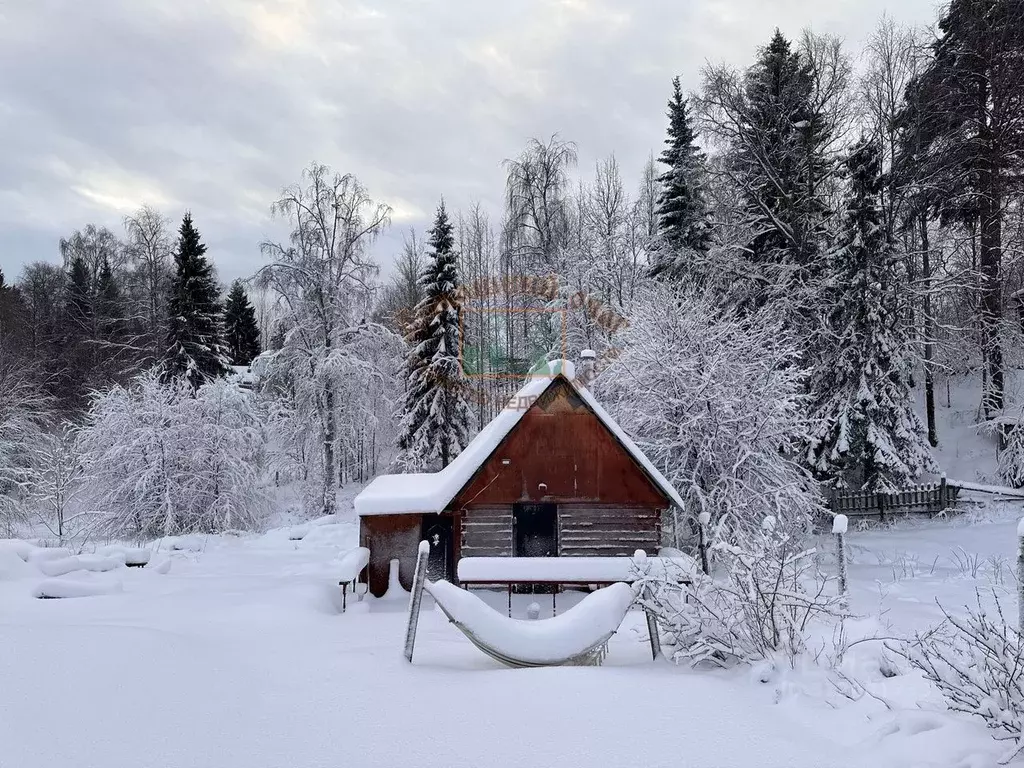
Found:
<box><xmin>404</xmin><ymin>540</ymin><xmax>431</xmax><ymax>663</ymax></box>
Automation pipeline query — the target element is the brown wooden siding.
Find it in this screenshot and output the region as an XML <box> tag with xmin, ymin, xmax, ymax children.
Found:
<box><xmin>460</xmin><ymin>505</ymin><xmax>512</xmax><ymax>558</ymax></box>
<box><xmin>451</xmin><ymin>379</ymin><xmax>670</xmax><ymax>509</ymax></box>
<box><xmin>557</xmin><ymin>505</ymin><xmax>661</xmax><ymax>557</ymax></box>
<box><xmin>359</xmin><ymin>514</ymin><xmax>422</xmax><ymax>597</ymax></box>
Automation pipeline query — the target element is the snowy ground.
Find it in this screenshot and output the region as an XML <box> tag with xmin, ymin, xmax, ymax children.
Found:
<box><xmin>3</xmin><ymin>506</ymin><xmax>1024</xmax><ymax>768</ymax></box>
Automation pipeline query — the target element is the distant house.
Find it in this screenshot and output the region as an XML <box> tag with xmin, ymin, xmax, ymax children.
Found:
<box><xmin>354</xmin><ymin>360</ymin><xmax>684</xmax><ymax>597</ymax></box>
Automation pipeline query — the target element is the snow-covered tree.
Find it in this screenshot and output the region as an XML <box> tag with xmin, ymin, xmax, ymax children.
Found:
<box><xmin>27</xmin><ymin>422</ymin><xmax>85</xmax><ymax>542</ymax></box>
<box><xmin>596</xmin><ymin>282</ymin><xmax>820</xmax><ymax>538</ymax></box>
<box><xmin>0</xmin><ymin>345</ymin><xmax>49</xmax><ymax>534</ymax></box>
<box><xmin>649</xmin><ymin>76</ymin><xmax>711</xmax><ymax>280</ymax></box>
<box><xmin>696</xmin><ymin>30</ymin><xmax>848</xmax><ymax>342</ymax></box>
<box><xmin>223</xmin><ymin>280</ymin><xmax>261</xmax><ymax>366</ymax></box>
<box><xmin>79</xmin><ymin>370</ymin><xmax>268</xmax><ymax>537</ymax></box>
<box><xmin>164</xmin><ymin>213</ymin><xmax>229</xmax><ymax>390</ymax></box>
<box><xmin>256</xmin><ymin>164</ymin><xmax>399</xmax><ymax>513</ymax></box>
<box><xmin>397</xmin><ymin>200</ymin><xmax>471</xmax><ymax>470</ymax></box>
<box><xmin>806</xmin><ymin>138</ymin><xmax>935</xmax><ymax>490</ymax></box>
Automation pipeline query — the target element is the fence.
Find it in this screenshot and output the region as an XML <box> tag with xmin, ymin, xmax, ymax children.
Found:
<box><xmin>827</xmin><ymin>478</ymin><xmax>960</xmax><ymax>519</ymax></box>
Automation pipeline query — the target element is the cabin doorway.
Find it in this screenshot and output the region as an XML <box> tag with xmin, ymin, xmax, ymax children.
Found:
<box><xmin>513</xmin><ymin>503</ymin><xmax>558</xmax><ymax>558</ymax></box>
<box><xmin>421</xmin><ymin>514</ymin><xmax>453</xmax><ymax>582</ymax></box>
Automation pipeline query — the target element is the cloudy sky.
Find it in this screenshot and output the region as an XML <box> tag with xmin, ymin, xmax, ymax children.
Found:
<box><xmin>0</xmin><ymin>0</ymin><xmax>938</xmax><ymax>284</ymax></box>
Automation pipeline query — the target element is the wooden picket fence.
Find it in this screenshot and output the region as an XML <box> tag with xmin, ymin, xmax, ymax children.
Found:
<box><xmin>827</xmin><ymin>478</ymin><xmax>960</xmax><ymax>519</ymax></box>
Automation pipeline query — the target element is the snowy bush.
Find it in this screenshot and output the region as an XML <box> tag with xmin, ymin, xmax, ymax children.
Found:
<box><xmin>79</xmin><ymin>371</ymin><xmax>269</xmax><ymax>537</ymax></box>
<box><xmin>26</xmin><ymin>422</ymin><xmax>87</xmax><ymax>543</ymax></box>
<box><xmin>902</xmin><ymin>591</ymin><xmax>1024</xmax><ymax>765</ymax></box>
<box><xmin>596</xmin><ymin>282</ymin><xmax>821</xmax><ymax>538</ymax></box>
<box><xmin>998</xmin><ymin>423</ymin><xmax>1024</xmax><ymax>489</ymax></box>
<box><xmin>640</xmin><ymin>517</ymin><xmax>840</xmax><ymax>667</ymax></box>
<box><xmin>0</xmin><ymin>349</ymin><xmax>50</xmax><ymax>535</ymax></box>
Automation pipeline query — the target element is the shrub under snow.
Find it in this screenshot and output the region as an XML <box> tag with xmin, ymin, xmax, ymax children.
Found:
<box><xmin>903</xmin><ymin>591</ymin><xmax>1024</xmax><ymax>765</ymax></box>
<box><xmin>639</xmin><ymin>516</ymin><xmax>840</xmax><ymax>668</ymax></box>
<box><xmin>79</xmin><ymin>371</ymin><xmax>269</xmax><ymax>537</ymax></box>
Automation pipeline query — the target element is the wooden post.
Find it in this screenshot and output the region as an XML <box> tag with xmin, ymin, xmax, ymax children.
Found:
<box><xmin>645</xmin><ymin>605</ymin><xmax>662</xmax><ymax>661</ymax></box>
<box><xmin>876</xmin><ymin>491</ymin><xmax>885</xmax><ymax>521</ymax></box>
<box><xmin>833</xmin><ymin>514</ymin><xmax>848</xmax><ymax>612</ymax></box>
<box><xmin>1017</xmin><ymin>518</ymin><xmax>1024</xmax><ymax>635</ymax></box>
<box><xmin>697</xmin><ymin>512</ymin><xmax>711</xmax><ymax>576</ymax></box>
<box><xmin>403</xmin><ymin>540</ymin><xmax>431</xmax><ymax>663</ymax></box>
<box><xmin>939</xmin><ymin>473</ymin><xmax>948</xmax><ymax>512</ymax></box>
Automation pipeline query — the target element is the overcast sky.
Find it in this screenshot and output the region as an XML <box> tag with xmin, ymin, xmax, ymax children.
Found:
<box><xmin>0</xmin><ymin>0</ymin><xmax>939</xmax><ymax>285</ymax></box>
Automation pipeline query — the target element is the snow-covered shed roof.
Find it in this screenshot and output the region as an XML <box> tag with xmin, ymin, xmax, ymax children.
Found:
<box><xmin>355</xmin><ymin>360</ymin><xmax>685</xmax><ymax>516</ymax></box>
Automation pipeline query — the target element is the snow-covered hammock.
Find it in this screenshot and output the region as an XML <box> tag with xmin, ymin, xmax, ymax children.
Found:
<box><xmin>403</xmin><ymin>541</ymin><xmax>641</xmax><ymax>668</ymax></box>
<box><xmin>425</xmin><ymin>579</ymin><xmax>636</xmax><ymax>667</ymax></box>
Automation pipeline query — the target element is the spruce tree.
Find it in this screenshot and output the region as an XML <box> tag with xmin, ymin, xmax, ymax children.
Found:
<box><xmin>163</xmin><ymin>213</ymin><xmax>228</xmax><ymax>390</ymax></box>
<box><xmin>223</xmin><ymin>281</ymin><xmax>261</xmax><ymax>367</ymax></box>
<box><xmin>397</xmin><ymin>201</ymin><xmax>471</xmax><ymax>470</ymax></box>
<box><xmin>806</xmin><ymin>139</ymin><xmax>935</xmax><ymax>490</ymax></box>
<box><xmin>731</xmin><ymin>29</ymin><xmax>833</xmax><ymax>331</ymax></box>
<box><xmin>649</xmin><ymin>76</ymin><xmax>711</xmax><ymax>280</ymax></box>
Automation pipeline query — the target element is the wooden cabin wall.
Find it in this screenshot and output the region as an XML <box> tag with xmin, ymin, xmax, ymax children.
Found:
<box><xmin>359</xmin><ymin>514</ymin><xmax>421</xmax><ymax>597</ymax></box>
<box><xmin>558</xmin><ymin>504</ymin><xmax>661</xmax><ymax>556</ymax></box>
<box><xmin>450</xmin><ymin>379</ymin><xmax>670</xmax><ymax>510</ymax></box>
<box><xmin>456</xmin><ymin>503</ymin><xmax>662</xmax><ymax>560</ymax></box>
<box><xmin>459</xmin><ymin>505</ymin><xmax>512</xmax><ymax>558</ymax></box>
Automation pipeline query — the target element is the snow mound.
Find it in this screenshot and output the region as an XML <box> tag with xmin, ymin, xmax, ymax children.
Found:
<box><xmin>27</xmin><ymin>547</ymin><xmax>73</xmax><ymax>563</ymax></box>
<box><xmin>426</xmin><ymin>580</ymin><xmax>635</xmax><ymax>665</ymax></box>
<box><xmin>0</xmin><ymin>539</ymin><xmax>38</xmax><ymax>561</ymax></box>
<box><xmin>0</xmin><ymin>548</ymin><xmax>36</xmax><ymax>580</ymax></box>
<box><xmin>38</xmin><ymin>555</ymin><xmax>123</xmax><ymax>578</ymax></box>
<box><xmin>33</xmin><ymin>577</ymin><xmax>124</xmax><ymax>599</ymax></box>
<box><xmin>97</xmin><ymin>545</ymin><xmax>152</xmax><ymax>566</ymax></box>
<box><xmin>833</xmin><ymin>514</ymin><xmax>848</xmax><ymax>535</ymax></box>
<box><xmin>145</xmin><ymin>557</ymin><xmax>172</xmax><ymax>574</ymax></box>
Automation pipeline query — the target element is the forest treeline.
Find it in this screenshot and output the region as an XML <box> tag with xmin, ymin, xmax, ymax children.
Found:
<box><xmin>2</xmin><ymin>3</ymin><xmax>1024</xmax><ymax>539</ymax></box>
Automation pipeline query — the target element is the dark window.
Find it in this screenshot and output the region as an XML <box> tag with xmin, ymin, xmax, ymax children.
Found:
<box><xmin>513</xmin><ymin>503</ymin><xmax>558</xmax><ymax>558</ymax></box>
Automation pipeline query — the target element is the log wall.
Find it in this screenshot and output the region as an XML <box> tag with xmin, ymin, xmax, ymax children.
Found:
<box><xmin>460</xmin><ymin>505</ymin><xmax>512</xmax><ymax>558</ymax></box>
<box><xmin>557</xmin><ymin>504</ymin><xmax>661</xmax><ymax>557</ymax></box>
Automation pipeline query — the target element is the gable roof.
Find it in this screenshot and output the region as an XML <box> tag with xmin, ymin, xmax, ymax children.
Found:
<box><xmin>354</xmin><ymin>360</ymin><xmax>685</xmax><ymax>516</ymax></box>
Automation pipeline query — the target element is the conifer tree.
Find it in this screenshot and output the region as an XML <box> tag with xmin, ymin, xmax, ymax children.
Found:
<box><xmin>806</xmin><ymin>139</ymin><xmax>935</xmax><ymax>490</ymax></box>
<box><xmin>649</xmin><ymin>76</ymin><xmax>711</xmax><ymax>280</ymax></box>
<box><xmin>163</xmin><ymin>213</ymin><xmax>228</xmax><ymax>390</ymax></box>
<box><xmin>703</xmin><ymin>29</ymin><xmax>837</xmax><ymax>338</ymax></box>
<box><xmin>223</xmin><ymin>280</ymin><xmax>261</xmax><ymax>367</ymax></box>
<box><xmin>397</xmin><ymin>200</ymin><xmax>471</xmax><ymax>470</ymax></box>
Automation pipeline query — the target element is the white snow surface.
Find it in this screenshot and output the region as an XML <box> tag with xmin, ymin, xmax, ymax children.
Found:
<box><xmin>832</xmin><ymin>514</ymin><xmax>848</xmax><ymax>535</ymax></box>
<box><xmin>38</xmin><ymin>554</ymin><xmax>123</xmax><ymax>577</ymax></box>
<box><xmin>33</xmin><ymin>575</ymin><xmax>124</xmax><ymax>599</ymax></box>
<box><xmin>426</xmin><ymin>579</ymin><xmax>635</xmax><ymax>663</ymax></box>
<box><xmin>457</xmin><ymin>555</ymin><xmax>697</xmax><ymax>583</ymax></box>
<box><xmin>355</xmin><ymin>360</ymin><xmax>684</xmax><ymax>516</ymax></box>
<box><xmin>4</xmin><ymin>513</ymin><xmax>1023</xmax><ymax>767</ymax></box>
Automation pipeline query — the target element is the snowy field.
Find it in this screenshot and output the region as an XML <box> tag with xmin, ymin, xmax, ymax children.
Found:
<box><xmin>4</xmin><ymin>505</ymin><xmax>1024</xmax><ymax>768</ymax></box>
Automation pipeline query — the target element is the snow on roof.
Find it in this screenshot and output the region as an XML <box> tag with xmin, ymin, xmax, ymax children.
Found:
<box><xmin>355</xmin><ymin>359</ymin><xmax>685</xmax><ymax>516</ymax></box>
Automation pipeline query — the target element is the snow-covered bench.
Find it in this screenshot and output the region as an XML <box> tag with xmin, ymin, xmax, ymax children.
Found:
<box><xmin>456</xmin><ymin>553</ymin><xmax>697</xmax><ymax>617</ymax></box>
<box><xmin>337</xmin><ymin>547</ymin><xmax>370</xmax><ymax>612</ymax></box>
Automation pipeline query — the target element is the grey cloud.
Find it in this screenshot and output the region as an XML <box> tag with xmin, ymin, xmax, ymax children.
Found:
<box><xmin>0</xmin><ymin>0</ymin><xmax>937</xmax><ymax>284</ymax></box>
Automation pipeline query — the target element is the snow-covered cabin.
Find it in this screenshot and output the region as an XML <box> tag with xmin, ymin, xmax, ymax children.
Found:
<box><xmin>354</xmin><ymin>360</ymin><xmax>684</xmax><ymax>597</ymax></box>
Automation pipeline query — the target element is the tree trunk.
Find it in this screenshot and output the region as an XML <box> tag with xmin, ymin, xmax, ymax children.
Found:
<box><xmin>920</xmin><ymin>214</ymin><xmax>938</xmax><ymax>447</ymax></box>
<box><xmin>978</xmin><ymin>120</ymin><xmax>1004</xmax><ymax>419</ymax></box>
